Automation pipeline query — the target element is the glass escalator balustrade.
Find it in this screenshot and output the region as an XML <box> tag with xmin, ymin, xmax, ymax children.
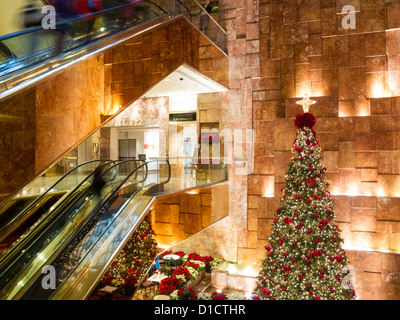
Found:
<box><xmin>0</xmin><ymin>160</ymin><xmax>121</xmax><ymax>255</ymax></box>
<box><xmin>0</xmin><ymin>160</ymin><xmax>125</xmax><ymax>298</ymax></box>
<box><xmin>0</xmin><ymin>0</ymin><xmax>170</xmax><ymax>85</ymax></box>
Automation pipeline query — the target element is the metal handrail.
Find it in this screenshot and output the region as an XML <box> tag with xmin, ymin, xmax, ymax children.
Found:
<box><xmin>143</xmin><ymin>0</ymin><xmax>168</xmax><ymax>15</ymax></box>
<box><xmin>176</xmin><ymin>0</ymin><xmax>192</xmax><ymax>21</ymax></box>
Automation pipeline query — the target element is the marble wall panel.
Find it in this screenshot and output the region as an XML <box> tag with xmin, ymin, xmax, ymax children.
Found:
<box><xmin>245</xmin><ymin>0</ymin><xmax>400</xmax><ymax>299</ymax></box>
<box><xmin>0</xmin><ymin>88</ymin><xmax>36</xmax><ymax>195</ymax></box>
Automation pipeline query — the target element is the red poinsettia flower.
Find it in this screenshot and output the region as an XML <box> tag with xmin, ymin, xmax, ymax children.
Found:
<box><xmin>174</xmin><ymin>251</ymin><xmax>186</xmax><ymax>257</ymax></box>
<box><xmin>173</xmin><ymin>266</ymin><xmax>192</xmax><ymax>279</ymax></box>
<box><xmin>211</xmin><ymin>292</ymin><xmax>226</xmax><ymax>300</ymax></box>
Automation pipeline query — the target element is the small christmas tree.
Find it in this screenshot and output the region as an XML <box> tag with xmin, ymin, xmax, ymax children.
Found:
<box><xmin>100</xmin><ymin>213</ymin><xmax>158</xmax><ymax>295</ymax></box>
<box><xmin>254</xmin><ymin>98</ymin><xmax>356</xmax><ymax>300</ymax></box>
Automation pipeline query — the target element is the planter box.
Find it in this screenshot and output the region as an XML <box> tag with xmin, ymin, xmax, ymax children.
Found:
<box><xmin>211</xmin><ymin>262</ymin><xmax>257</xmax><ymax>292</ymax></box>
<box><xmin>185</xmin><ymin>270</ymin><xmax>205</xmax><ymax>289</ymax></box>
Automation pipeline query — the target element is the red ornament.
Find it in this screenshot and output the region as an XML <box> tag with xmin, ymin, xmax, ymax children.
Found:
<box><xmin>283</xmin><ymin>265</ymin><xmax>292</xmax><ymax>272</ymax></box>
<box><xmin>283</xmin><ymin>217</ymin><xmax>292</xmax><ymax>224</ymax></box>
<box><xmin>336</xmin><ymin>254</ymin><xmax>344</xmax><ymax>262</ymax></box>
<box><xmin>263</xmin><ymin>288</ymin><xmax>271</xmax><ymax>296</ymax></box>
<box><xmin>306</xmin><ymin>178</ymin><xmax>316</xmax><ymax>187</ymax></box>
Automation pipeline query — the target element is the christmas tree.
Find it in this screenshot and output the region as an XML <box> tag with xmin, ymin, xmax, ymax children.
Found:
<box><xmin>254</xmin><ymin>98</ymin><xmax>356</xmax><ymax>300</ymax></box>
<box><xmin>100</xmin><ymin>212</ymin><xmax>158</xmax><ymax>295</ymax></box>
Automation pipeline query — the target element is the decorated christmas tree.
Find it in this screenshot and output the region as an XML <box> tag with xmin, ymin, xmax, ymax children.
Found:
<box><xmin>100</xmin><ymin>212</ymin><xmax>158</xmax><ymax>295</ymax></box>
<box><xmin>254</xmin><ymin>95</ymin><xmax>356</xmax><ymax>300</ymax></box>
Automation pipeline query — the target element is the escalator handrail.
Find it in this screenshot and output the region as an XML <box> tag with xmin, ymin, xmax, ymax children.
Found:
<box><xmin>176</xmin><ymin>0</ymin><xmax>192</xmax><ymax>22</ymax></box>
<box><xmin>0</xmin><ymin>160</ymin><xmax>140</xmax><ymax>268</ymax></box>
<box><xmin>143</xmin><ymin>0</ymin><xmax>168</xmax><ymax>15</ymax></box>
<box><xmin>46</xmin><ymin>160</ymin><xmax>171</xmax><ymax>299</ymax></box>
<box><xmin>0</xmin><ymin>1</ymin><xmax>163</xmax><ymax>43</ymax></box>
<box><xmin>0</xmin><ymin>160</ymin><xmax>116</xmax><ymax>238</ymax></box>
<box><xmin>99</xmin><ymin>159</ymin><xmax>141</xmax><ymax>184</ymax></box>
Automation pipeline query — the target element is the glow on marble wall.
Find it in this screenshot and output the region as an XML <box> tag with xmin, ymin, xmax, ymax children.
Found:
<box><xmin>367</xmin><ymin>73</ymin><xmax>391</xmax><ymax>99</ymax></box>
<box><xmin>261</xmin><ymin>175</ymin><xmax>274</xmax><ymax>198</ymax></box>
<box><xmin>169</xmin><ymin>95</ymin><xmax>197</xmax><ymax>113</ymax></box>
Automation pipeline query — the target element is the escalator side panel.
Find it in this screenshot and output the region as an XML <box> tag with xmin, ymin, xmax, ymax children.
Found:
<box><xmin>53</xmin><ymin>194</ymin><xmax>155</xmax><ymax>300</ymax></box>
<box><xmin>0</xmin><ymin>192</ymin><xmax>65</xmax><ymax>254</ymax></box>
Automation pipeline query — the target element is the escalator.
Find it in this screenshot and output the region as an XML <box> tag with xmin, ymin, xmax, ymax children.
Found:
<box><xmin>0</xmin><ymin>160</ymin><xmax>121</xmax><ymax>256</ymax></box>
<box><xmin>0</xmin><ymin>0</ymin><xmax>171</xmax><ymax>95</ymax></box>
<box><xmin>0</xmin><ymin>159</ymin><xmax>169</xmax><ymax>300</ymax></box>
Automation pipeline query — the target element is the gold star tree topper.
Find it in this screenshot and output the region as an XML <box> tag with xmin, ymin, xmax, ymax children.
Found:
<box><xmin>296</xmin><ymin>91</ymin><xmax>316</xmax><ymax>113</ymax></box>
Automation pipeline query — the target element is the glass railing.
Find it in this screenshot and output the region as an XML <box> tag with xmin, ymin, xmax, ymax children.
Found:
<box><xmin>175</xmin><ymin>0</ymin><xmax>226</xmax><ymax>53</ymax></box>
<box><xmin>0</xmin><ymin>0</ymin><xmax>170</xmax><ymax>87</ymax></box>
<box><xmin>0</xmin><ymin>159</ymin><xmax>142</xmax><ymax>300</ymax></box>
<box><xmin>149</xmin><ymin>156</ymin><xmax>228</xmax><ymax>194</ymax></box>
<box><xmin>11</xmin><ymin>160</ymin><xmax>170</xmax><ymax>300</ymax></box>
